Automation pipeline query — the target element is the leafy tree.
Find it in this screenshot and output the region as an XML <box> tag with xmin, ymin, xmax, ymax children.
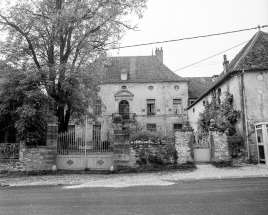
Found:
<box><xmin>0</xmin><ymin>0</ymin><xmax>147</xmax><ymax>132</ymax></box>
<box><xmin>197</xmin><ymin>91</ymin><xmax>240</xmax><ymax>136</ymax></box>
<box><xmin>0</xmin><ymin>63</ymin><xmax>50</xmax><ymax>145</ymax></box>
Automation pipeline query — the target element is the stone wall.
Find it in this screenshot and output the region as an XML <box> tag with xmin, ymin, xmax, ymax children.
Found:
<box><xmin>0</xmin><ymin>122</ymin><xmax>58</xmax><ymax>173</ymax></box>
<box><xmin>129</xmin><ymin>141</ymin><xmax>177</xmax><ymax>166</ymax></box>
<box><xmin>175</xmin><ymin>128</ymin><xmax>194</xmax><ymax>164</ymax></box>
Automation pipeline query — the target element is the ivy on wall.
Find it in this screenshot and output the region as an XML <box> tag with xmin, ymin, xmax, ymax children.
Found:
<box><xmin>197</xmin><ymin>90</ymin><xmax>240</xmax><ymax>136</ymax></box>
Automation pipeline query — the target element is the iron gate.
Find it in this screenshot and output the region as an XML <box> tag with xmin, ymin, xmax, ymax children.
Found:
<box><xmin>56</xmin><ymin>120</ymin><xmax>114</xmax><ymax>170</ymax></box>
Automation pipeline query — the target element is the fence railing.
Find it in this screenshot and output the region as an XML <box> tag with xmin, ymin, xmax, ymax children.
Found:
<box><xmin>0</xmin><ymin>143</ymin><xmax>20</xmax><ymax>160</ymax></box>
<box><xmin>57</xmin><ymin>128</ymin><xmax>113</xmax><ymax>155</ymax></box>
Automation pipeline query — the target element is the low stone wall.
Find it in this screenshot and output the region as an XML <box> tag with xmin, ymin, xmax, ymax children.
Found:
<box><xmin>129</xmin><ymin>141</ymin><xmax>177</xmax><ymax>166</ymax></box>
<box><xmin>0</xmin><ymin>142</ymin><xmax>57</xmax><ymax>173</ymax></box>
<box><xmin>0</xmin><ymin>122</ymin><xmax>58</xmax><ymax>173</ymax></box>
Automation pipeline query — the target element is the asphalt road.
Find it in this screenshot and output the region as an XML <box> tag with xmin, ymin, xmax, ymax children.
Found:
<box><xmin>1</xmin><ymin>178</ymin><xmax>268</xmax><ymax>215</ymax></box>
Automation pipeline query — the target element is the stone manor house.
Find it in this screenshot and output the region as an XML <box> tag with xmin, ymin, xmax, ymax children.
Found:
<box><xmin>87</xmin><ymin>30</ymin><xmax>268</xmax><ymax>165</ymax></box>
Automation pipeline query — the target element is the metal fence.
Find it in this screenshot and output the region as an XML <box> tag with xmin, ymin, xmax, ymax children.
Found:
<box><xmin>57</xmin><ymin>127</ymin><xmax>113</xmax><ymax>155</ymax></box>
<box><xmin>0</xmin><ymin>143</ymin><xmax>20</xmax><ymax>160</ymax></box>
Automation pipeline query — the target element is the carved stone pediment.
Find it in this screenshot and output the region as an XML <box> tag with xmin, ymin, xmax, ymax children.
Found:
<box><xmin>114</xmin><ymin>90</ymin><xmax>134</xmax><ymax>98</ymax></box>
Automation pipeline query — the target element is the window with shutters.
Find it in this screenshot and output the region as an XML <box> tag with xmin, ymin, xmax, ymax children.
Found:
<box><xmin>147</xmin><ymin>99</ymin><xmax>155</xmax><ymax>115</ymax></box>
<box><xmin>173</xmin><ymin>99</ymin><xmax>182</xmax><ymax>114</ymax></box>
<box><xmin>147</xmin><ymin>124</ymin><xmax>156</xmax><ymax>132</ymax></box>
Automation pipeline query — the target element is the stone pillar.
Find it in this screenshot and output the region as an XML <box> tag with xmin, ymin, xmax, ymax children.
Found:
<box><xmin>113</xmin><ymin>123</ymin><xmax>130</xmax><ymax>169</ymax></box>
<box><xmin>175</xmin><ymin>125</ymin><xmax>194</xmax><ymax>164</ymax></box>
<box><xmin>45</xmin><ymin>122</ymin><xmax>58</xmax><ymax>169</ymax></box>
<box><xmin>210</xmin><ymin>129</ymin><xmax>230</xmax><ymax>162</ymax></box>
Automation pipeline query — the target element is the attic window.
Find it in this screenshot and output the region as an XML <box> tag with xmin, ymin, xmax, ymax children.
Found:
<box><xmin>121</xmin><ymin>85</ymin><xmax>127</xmax><ymax>90</ymax></box>
<box><xmin>121</xmin><ymin>68</ymin><xmax>127</xmax><ymax>81</ymax></box>
<box><xmin>174</xmin><ymin>85</ymin><xmax>179</xmax><ymax>90</ymax></box>
<box><xmin>148</xmin><ymin>86</ymin><xmax>154</xmax><ymax>90</ymax></box>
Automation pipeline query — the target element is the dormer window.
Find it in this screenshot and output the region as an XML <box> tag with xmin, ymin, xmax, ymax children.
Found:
<box><xmin>121</xmin><ymin>68</ymin><xmax>127</xmax><ymax>81</ymax></box>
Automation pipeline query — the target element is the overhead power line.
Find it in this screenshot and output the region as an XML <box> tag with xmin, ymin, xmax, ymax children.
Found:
<box><xmin>174</xmin><ymin>40</ymin><xmax>249</xmax><ymax>72</ymax></box>
<box><xmin>108</xmin><ymin>25</ymin><xmax>267</xmax><ymax>50</ymax></box>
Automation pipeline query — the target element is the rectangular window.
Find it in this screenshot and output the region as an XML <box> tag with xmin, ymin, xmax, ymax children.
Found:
<box><xmin>147</xmin><ymin>124</ymin><xmax>156</xmax><ymax>132</ymax></box>
<box><xmin>173</xmin><ymin>99</ymin><xmax>182</xmax><ymax>114</ymax></box>
<box><xmin>93</xmin><ymin>100</ymin><xmax>102</xmax><ymax>116</ymax></box>
<box><xmin>257</xmin><ymin>129</ymin><xmax>263</xmax><ymax>143</ymax></box>
<box><xmin>147</xmin><ymin>99</ymin><xmax>155</xmax><ymax>115</ymax></box>
<box><xmin>174</xmin><ymin>124</ymin><xmax>182</xmax><ymax>132</ymax></box>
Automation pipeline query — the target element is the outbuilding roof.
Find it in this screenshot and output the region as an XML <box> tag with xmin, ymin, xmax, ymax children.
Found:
<box><xmin>188</xmin><ymin>30</ymin><xmax>268</xmax><ymax>109</ymax></box>
<box><xmin>102</xmin><ymin>56</ymin><xmax>187</xmax><ymax>83</ymax></box>
<box><xmin>185</xmin><ymin>77</ymin><xmax>214</xmax><ymax>99</ymax></box>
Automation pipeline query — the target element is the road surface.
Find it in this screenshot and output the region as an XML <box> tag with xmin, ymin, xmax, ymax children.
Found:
<box><xmin>1</xmin><ymin>178</ymin><xmax>268</xmax><ymax>215</ymax></box>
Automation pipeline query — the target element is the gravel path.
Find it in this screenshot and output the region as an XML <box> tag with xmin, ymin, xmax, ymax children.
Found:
<box><xmin>1</xmin><ymin>164</ymin><xmax>268</xmax><ymax>188</ymax></box>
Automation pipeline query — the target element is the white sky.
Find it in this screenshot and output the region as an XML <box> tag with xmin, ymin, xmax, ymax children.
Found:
<box><xmin>110</xmin><ymin>0</ymin><xmax>268</xmax><ymax>77</ymax></box>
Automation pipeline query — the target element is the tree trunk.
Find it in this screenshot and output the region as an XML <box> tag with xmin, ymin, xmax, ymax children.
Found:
<box><xmin>57</xmin><ymin>105</ymin><xmax>72</xmax><ymax>133</ymax></box>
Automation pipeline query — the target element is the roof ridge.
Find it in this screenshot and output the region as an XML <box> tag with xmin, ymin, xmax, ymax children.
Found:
<box><xmin>233</xmin><ymin>31</ymin><xmax>261</xmax><ymax>70</ymax></box>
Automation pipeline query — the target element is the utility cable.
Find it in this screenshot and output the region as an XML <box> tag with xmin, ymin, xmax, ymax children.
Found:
<box><xmin>174</xmin><ymin>40</ymin><xmax>249</xmax><ymax>72</ymax></box>
<box><xmin>107</xmin><ymin>25</ymin><xmax>267</xmax><ymax>50</ymax></box>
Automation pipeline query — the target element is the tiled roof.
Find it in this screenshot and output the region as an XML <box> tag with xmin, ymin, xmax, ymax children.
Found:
<box><xmin>188</xmin><ymin>30</ymin><xmax>268</xmax><ymax>108</ymax></box>
<box><xmin>185</xmin><ymin>77</ymin><xmax>214</xmax><ymax>99</ymax></box>
<box><xmin>102</xmin><ymin>56</ymin><xmax>187</xmax><ymax>83</ymax></box>
<box><xmin>228</xmin><ymin>31</ymin><xmax>268</xmax><ymax>71</ymax></box>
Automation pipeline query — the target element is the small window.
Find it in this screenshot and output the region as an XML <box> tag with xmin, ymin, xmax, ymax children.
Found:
<box><xmin>173</xmin><ymin>99</ymin><xmax>182</xmax><ymax>114</ymax></box>
<box><xmin>147</xmin><ymin>99</ymin><xmax>155</xmax><ymax>115</ymax></box>
<box><xmin>193</xmin><ymin>108</ymin><xmax>195</xmax><ymax>113</ymax></box>
<box><xmin>148</xmin><ymin>86</ymin><xmax>154</xmax><ymax>90</ymax></box>
<box><xmin>257</xmin><ymin>129</ymin><xmax>263</xmax><ymax>143</ymax></box>
<box><xmin>174</xmin><ymin>85</ymin><xmax>179</xmax><ymax>90</ymax></box>
<box><xmin>174</xmin><ymin>124</ymin><xmax>182</xmax><ymax>132</ymax></box>
<box><xmin>190</xmin><ymin>100</ymin><xmax>195</xmax><ymax>105</ymax></box>
<box><xmin>147</xmin><ymin>124</ymin><xmax>156</xmax><ymax>132</ymax></box>
<box><xmin>93</xmin><ymin>99</ymin><xmax>102</xmax><ymax>116</ymax></box>
<box><xmin>203</xmin><ymin>100</ymin><xmax>206</xmax><ymax>106</ymax></box>
<box><xmin>121</xmin><ymin>85</ymin><xmax>127</xmax><ymax>90</ymax></box>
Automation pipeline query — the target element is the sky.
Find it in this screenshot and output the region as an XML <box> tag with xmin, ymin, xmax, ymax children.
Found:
<box><xmin>110</xmin><ymin>0</ymin><xmax>268</xmax><ymax>78</ymax></box>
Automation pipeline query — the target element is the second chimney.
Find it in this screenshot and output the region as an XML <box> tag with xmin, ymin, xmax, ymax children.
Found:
<box><xmin>155</xmin><ymin>47</ymin><xmax>163</xmax><ymax>64</ymax></box>
<box><xmin>223</xmin><ymin>54</ymin><xmax>229</xmax><ymax>74</ymax></box>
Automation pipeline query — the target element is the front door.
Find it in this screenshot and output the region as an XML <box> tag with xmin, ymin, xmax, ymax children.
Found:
<box><xmin>255</xmin><ymin>123</ymin><xmax>268</xmax><ymax>165</ymax></box>
<box><xmin>119</xmin><ymin>100</ymin><xmax>129</xmax><ymax>119</ymax></box>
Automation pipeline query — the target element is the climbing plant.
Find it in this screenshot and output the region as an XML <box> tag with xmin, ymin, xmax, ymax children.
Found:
<box><xmin>197</xmin><ymin>90</ymin><xmax>240</xmax><ymax>136</ymax></box>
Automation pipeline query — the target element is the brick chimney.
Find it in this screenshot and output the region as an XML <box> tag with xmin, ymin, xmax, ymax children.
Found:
<box><xmin>212</xmin><ymin>75</ymin><xmax>219</xmax><ymax>82</ymax></box>
<box><xmin>155</xmin><ymin>47</ymin><xmax>163</xmax><ymax>64</ymax></box>
<box><xmin>223</xmin><ymin>54</ymin><xmax>229</xmax><ymax>74</ymax></box>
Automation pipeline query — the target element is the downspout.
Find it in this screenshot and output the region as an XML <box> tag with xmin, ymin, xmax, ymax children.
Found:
<box><xmin>241</xmin><ymin>70</ymin><xmax>250</xmax><ymax>160</ymax></box>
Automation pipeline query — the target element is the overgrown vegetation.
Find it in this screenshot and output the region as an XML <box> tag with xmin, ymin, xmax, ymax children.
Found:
<box><xmin>197</xmin><ymin>90</ymin><xmax>240</xmax><ymax>136</ymax></box>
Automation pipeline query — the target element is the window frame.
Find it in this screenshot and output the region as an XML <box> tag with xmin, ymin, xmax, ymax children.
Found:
<box><xmin>173</xmin><ymin>99</ymin><xmax>182</xmax><ymax>115</ymax></box>
<box><xmin>147</xmin><ymin>124</ymin><xmax>157</xmax><ymax>132</ymax></box>
<box><xmin>93</xmin><ymin>99</ymin><xmax>102</xmax><ymax>116</ymax></box>
<box><xmin>147</xmin><ymin>99</ymin><xmax>156</xmax><ymax>116</ymax></box>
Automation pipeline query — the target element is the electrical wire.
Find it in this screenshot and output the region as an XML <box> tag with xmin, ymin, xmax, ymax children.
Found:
<box><xmin>174</xmin><ymin>40</ymin><xmax>249</xmax><ymax>72</ymax></box>
<box><xmin>107</xmin><ymin>25</ymin><xmax>267</xmax><ymax>50</ymax></box>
